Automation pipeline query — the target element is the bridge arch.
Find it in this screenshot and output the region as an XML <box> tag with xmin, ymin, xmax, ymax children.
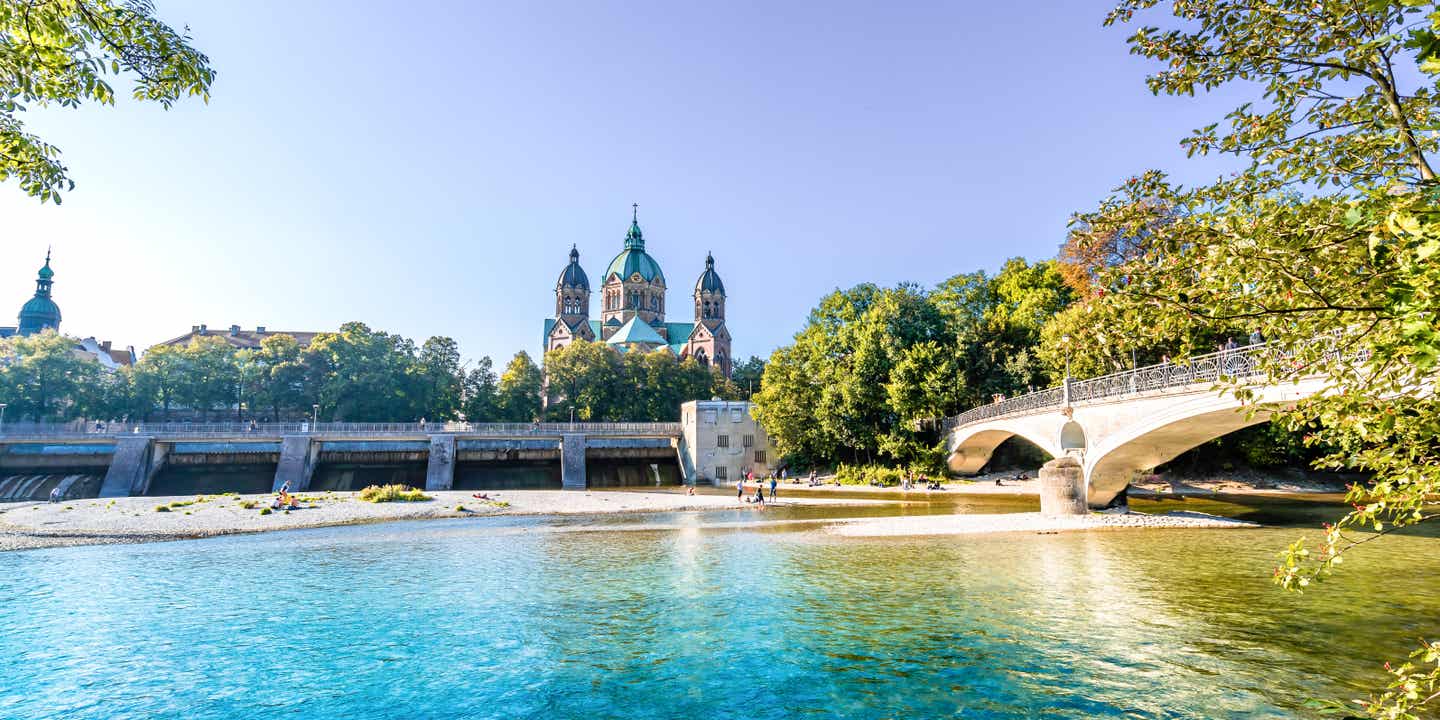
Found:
<box><xmin>1059</xmin><ymin>421</ymin><xmax>1086</xmax><ymax>452</ymax></box>
<box><xmin>947</xmin><ymin>418</ymin><xmax>1062</xmax><ymax>475</ymax></box>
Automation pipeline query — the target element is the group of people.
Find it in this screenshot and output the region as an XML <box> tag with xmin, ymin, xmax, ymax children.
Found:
<box><xmin>901</xmin><ymin>471</ymin><xmax>942</xmax><ymax>491</ymax></box>
<box><xmin>271</xmin><ymin>481</ymin><xmax>298</xmax><ymax>510</ymax></box>
<box><xmin>736</xmin><ymin>468</ymin><xmax>784</xmax><ymax>506</ymax></box>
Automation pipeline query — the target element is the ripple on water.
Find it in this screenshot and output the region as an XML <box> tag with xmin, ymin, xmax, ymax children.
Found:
<box><xmin>0</xmin><ymin>506</ymin><xmax>1436</xmax><ymax>719</ymax></box>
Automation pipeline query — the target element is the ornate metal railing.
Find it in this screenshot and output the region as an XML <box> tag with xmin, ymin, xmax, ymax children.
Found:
<box><xmin>941</xmin><ymin>342</ymin><xmax>1276</xmax><ymax>433</ymax></box>
<box><xmin>0</xmin><ymin>421</ymin><xmax>682</xmax><ymax>440</ymax></box>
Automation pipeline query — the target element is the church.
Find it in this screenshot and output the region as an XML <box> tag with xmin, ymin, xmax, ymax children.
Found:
<box><xmin>542</xmin><ymin>207</ymin><xmax>733</xmax><ymax>376</ymax></box>
<box><xmin>0</xmin><ymin>250</ymin><xmax>62</xmax><ymax>339</ymax></box>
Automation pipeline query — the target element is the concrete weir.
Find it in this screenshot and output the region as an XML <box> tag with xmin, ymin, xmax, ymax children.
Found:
<box><xmin>2</xmin><ymin>422</ymin><xmax>688</xmax><ymax>498</ymax></box>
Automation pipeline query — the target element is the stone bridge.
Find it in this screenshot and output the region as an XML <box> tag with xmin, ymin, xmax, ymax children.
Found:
<box><xmin>0</xmin><ymin>422</ymin><xmax>684</xmax><ymax>499</ymax></box>
<box><xmin>944</xmin><ymin>344</ymin><xmax>1329</xmax><ymax>508</ymax></box>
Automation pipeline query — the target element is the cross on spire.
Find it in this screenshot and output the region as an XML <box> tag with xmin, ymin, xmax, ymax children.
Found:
<box><xmin>632</xmin><ymin>203</ymin><xmax>638</xmax><ymax>222</ymax></box>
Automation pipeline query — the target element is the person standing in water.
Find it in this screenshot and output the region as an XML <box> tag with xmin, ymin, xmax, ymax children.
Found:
<box><xmin>769</xmin><ymin>474</ymin><xmax>778</xmax><ymax>502</ymax></box>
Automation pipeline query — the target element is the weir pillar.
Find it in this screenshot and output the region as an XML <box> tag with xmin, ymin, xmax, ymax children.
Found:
<box><xmin>99</xmin><ymin>436</ymin><xmax>164</xmax><ymax>497</ymax></box>
<box><xmin>425</xmin><ymin>435</ymin><xmax>456</xmax><ymax>491</ymax></box>
<box><xmin>272</xmin><ymin>435</ymin><xmax>318</xmax><ymax>492</ymax></box>
<box><xmin>561</xmin><ymin>434</ymin><xmax>587</xmax><ymax>490</ymax></box>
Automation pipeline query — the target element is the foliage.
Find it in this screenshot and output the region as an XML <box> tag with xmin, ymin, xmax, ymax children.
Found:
<box><xmin>541</xmin><ymin>341</ymin><xmax>728</xmax><ymax>422</ymax></box>
<box><xmin>495</xmin><ymin>351</ymin><xmax>542</xmax><ymax>422</ymax></box>
<box><xmin>729</xmin><ymin>356</ymin><xmax>766</xmax><ymax>399</ymax></box>
<box><xmin>357</xmin><ymin>484</ymin><xmax>431</xmax><ymax>503</ymax></box>
<box><xmin>0</xmin><ymin>330</ymin><xmax>102</xmax><ymax>420</ymax></box>
<box><xmin>0</xmin><ymin>0</ymin><xmax>214</xmax><ymax>202</ymax></box>
<box><xmin>1097</xmin><ymin>1</ymin><xmax>1440</xmax><ymax>715</ymax></box>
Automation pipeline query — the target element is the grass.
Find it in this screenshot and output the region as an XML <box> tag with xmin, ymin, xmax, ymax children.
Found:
<box><xmin>358</xmin><ymin>484</ymin><xmax>432</xmax><ymax>503</ymax></box>
<box><xmin>236</xmin><ymin>500</ymin><xmax>257</xmax><ymax>510</ymax></box>
<box><xmin>258</xmin><ymin>507</ymin><xmax>272</xmax><ymax>516</ymax></box>
<box><xmin>154</xmin><ymin>505</ymin><xmax>170</xmax><ymax>513</ymax></box>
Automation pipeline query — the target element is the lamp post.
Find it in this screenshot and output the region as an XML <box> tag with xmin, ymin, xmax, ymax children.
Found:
<box><xmin>312</xmin><ymin>404</ymin><xmax>320</xmax><ymax>431</ymax></box>
<box><xmin>0</xmin><ymin>403</ymin><xmax>7</xmax><ymax>435</ymax></box>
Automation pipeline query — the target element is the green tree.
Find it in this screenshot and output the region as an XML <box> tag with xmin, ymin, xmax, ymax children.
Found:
<box><xmin>1</xmin><ymin>0</ymin><xmax>215</xmax><ymax>202</ymax></box>
<box><xmin>1095</xmin><ymin>2</ymin><xmax>1440</xmax><ymax>714</ymax></box>
<box><xmin>0</xmin><ymin>330</ymin><xmax>99</xmax><ymax>420</ymax></box>
<box><xmin>303</xmin><ymin>322</ymin><xmax>418</xmax><ymax>421</ymax></box>
<box><xmin>237</xmin><ymin>334</ymin><xmax>305</xmax><ymax>422</ymax></box>
<box><xmin>729</xmin><ymin>356</ymin><xmax>766</xmax><ymax>399</ymax></box>
<box><xmin>496</xmin><ymin>351</ymin><xmax>542</xmax><ymax>422</ymax></box>
<box><xmin>542</xmin><ymin>341</ymin><xmax>621</xmax><ymax>421</ymax></box>
<box><xmin>412</xmin><ymin>336</ymin><xmax>464</xmax><ymax>421</ymax></box>
<box><xmin>178</xmin><ymin>336</ymin><xmax>238</xmax><ymax>421</ymax></box>
<box><xmin>461</xmin><ymin>356</ymin><xmax>499</xmax><ymax>422</ymax></box>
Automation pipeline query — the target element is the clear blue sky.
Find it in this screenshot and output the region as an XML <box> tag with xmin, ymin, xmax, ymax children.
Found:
<box><xmin>0</xmin><ymin>1</ymin><xmax>1245</xmax><ymax>363</ymax></box>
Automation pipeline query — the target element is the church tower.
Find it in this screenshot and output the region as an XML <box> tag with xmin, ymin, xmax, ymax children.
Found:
<box><xmin>685</xmin><ymin>252</ymin><xmax>732</xmax><ymax>376</ymax></box>
<box><xmin>17</xmin><ymin>250</ymin><xmax>61</xmax><ymax>336</ymax></box>
<box><xmin>600</xmin><ymin>205</ymin><xmax>667</xmax><ymax>339</ymax></box>
<box><xmin>546</xmin><ymin>245</ymin><xmax>594</xmax><ymax>352</ymax></box>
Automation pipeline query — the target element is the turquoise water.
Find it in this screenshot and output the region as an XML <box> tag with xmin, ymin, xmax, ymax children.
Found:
<box><xmin>1</xmin><ymin>495</ymin><xmax>1437</xmax><ymax>719</ymax></box>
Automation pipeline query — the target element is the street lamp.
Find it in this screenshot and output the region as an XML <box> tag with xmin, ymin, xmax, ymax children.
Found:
<box><xmin>312</xmin><ymin>404</ymin><xmax>320</xmax><ymax>430</ymax></box>
<box><xmin>0</xmin><ymin>403</ymin><xmax>7</xmax><ymax>435</ymax></box>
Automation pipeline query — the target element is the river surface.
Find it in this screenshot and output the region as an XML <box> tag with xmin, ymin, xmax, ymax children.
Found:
<box><xmin>0</xmin><ymin>491</ymin><xmax>1436</xmax><ymax>719</ymax></box>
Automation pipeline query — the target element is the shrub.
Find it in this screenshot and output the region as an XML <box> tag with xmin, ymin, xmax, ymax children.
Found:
<box><xmin>237</xmin><ymin>500</ymin><xmax>257</xmax><ymax>510</ymax></box>
<box><xmin>259</xmin><ymin>507</ymin><xmax>272</xmax><ymax>516</ymax></box>
<box><xmin>154</xmin><ymin>505</ymin><xmax>170</xmax><ymax>512</ymax></box>
<box><xmin>358</xmin><ymin>484</ymin><xmax>432</xmax><ymax>503</ymax></box>
<box><xmin>834</xmin><ymin>464</ymin><xmax>906</xmax><ymax>487</ymax></box>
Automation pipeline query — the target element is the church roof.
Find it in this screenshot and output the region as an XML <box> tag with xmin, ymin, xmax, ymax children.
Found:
<box><xmin>18</xmin><ymin>250</ymin><xmax>60</xmax><ymax>334</ymax></box>
<box><xmin>695</xmin><ymin>252</ymin><xmax>724</xmax><ymax>294</ymax></box>
<box><xmin>606</xmin><ymin>316</ymin><xmax>667</xmax><ymax>346</ymax></box>
<box><xmin>557</xmin><ymin>246</ymin><xmax>589</xmax><ymax>290</ymax></box>
<box><xmin>605</xmin><ymin>208</ymin><xmax>665</xmax><ymax>283</ymax></box>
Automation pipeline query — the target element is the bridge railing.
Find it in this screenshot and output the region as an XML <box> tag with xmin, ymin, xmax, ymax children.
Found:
<box><xmin>942</xmin><ymin>342</ymin><xmax>1279</xmax><ymax>433</ymax></box>
<box><xmin>0</xmin><ymin>420</ymin><xmax>682</xmax><ymax>440</ymax></box>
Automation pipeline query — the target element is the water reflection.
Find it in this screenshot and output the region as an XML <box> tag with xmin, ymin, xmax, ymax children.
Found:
<box><xmin>0</xmin><ymin>498</ymin><xmax>1434</xmax><ymax>719</ymax></box>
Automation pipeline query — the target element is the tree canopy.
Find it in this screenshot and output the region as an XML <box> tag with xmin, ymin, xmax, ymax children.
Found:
<box><xmin>1</xmin><ymin>0</ymin><xmax>214</xmax><ymax>202</ymax></box>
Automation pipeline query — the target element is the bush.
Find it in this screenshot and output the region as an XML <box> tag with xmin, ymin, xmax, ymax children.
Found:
<box><xmin>237</xmin><ymin>500</ymin><xmax>257</xmax><ymax>509</ymax></box>
<box><xmin>259</xmin><ymin>507</ymin><xmax>272</xmax><ymax>516</ymax></box>
<box><xmin>358</xmin><ymin>484</ymin><xmax>432</xmax><ymax>503</ymax></box>
<box><xmin>154</xmin><ymin>505</ymin><xmax>170</xmax><ymax>512</ymax></box>
<box><xmin>834</xmin><ymin>464</ymin><xmax>907</xmax><ymax>487</ymax></box>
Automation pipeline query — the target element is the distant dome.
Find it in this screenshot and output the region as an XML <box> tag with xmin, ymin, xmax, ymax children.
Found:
<box><xmin>695</xmin><ymin>252</ymin><xmax>724</xmax><ymax>295</ymax></box>
<box><xmin>558</xmin><ymin>245</ymin><xmax>589</xmax><ymax>290</ymax></box>
<box><xmin>17</xmin><ymin>250</ymin><xmax>60</xmax><ymax>336</ymax></box>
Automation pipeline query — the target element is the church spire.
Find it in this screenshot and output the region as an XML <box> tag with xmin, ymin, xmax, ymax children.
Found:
<box><xmin>624</xmin><ymin>204</ymin><xmax>645</xmax><ymax>251</ymax></box>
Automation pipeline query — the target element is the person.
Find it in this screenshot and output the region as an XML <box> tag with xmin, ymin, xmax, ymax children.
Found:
<box><xmin>769</xmin><ymin>474</ymin><xmax>777</xmax><ymax>502</ymax></box>
<box><xmin>781</xmin><ymin>467</ymin><xmax>788</xmax><ymax>483</ymax></box>
<box><xmin>809</xmin><ymin>469</ymin><xmax>817</xmax><ymax>486</ymax></box>
<box><xmin>754</xmin><ymin>484</ymin><xmax>765</xmax><ymax>507</ymax></box>
<box><xmin>686</xmin><ymin>484</ymin><xmax>695</xmax><ymax>496</ymax></box>
<box><xmin>994</xmin><ymin>475</ymin><xmax>1003</xmax><ymax>487</ymax></box>
<box><xmin>1249</xmin><ymin>329</ymin><xmax>1263</xmax><ymax>346</ymax></box>
<box><xmin>48</xmin><ymin>486</ymin><xmax>61</xmax><ymax>503</ymax></box>
<box><xmin>736</xmin><ymin>477</ymin><xmax>744</xmax><ymax>501</ymax></box>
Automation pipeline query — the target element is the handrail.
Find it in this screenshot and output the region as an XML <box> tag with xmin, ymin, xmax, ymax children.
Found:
<box><xmin>941</xmin><ymin>341</ymin><xmax>1289</xmax><ymax>433</ymax></box>
<box><xmin>0</xmin><ymin>420</ymin><xmax>682</xmax><ymax>440</ymax></box>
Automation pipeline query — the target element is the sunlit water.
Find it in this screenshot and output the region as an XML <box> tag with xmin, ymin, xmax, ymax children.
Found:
<box><xmin>1</xmin><ymin>491</ymin><xmax>1435</xmax><ymax>719</ymax></box>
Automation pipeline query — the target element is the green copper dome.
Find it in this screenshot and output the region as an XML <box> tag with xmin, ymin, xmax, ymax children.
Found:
<box><xmin>17</xmin><ymin>250</ymin><xmax>60</xmax><ymax>335</ymax></box>
<box><xmin>605</xmin><ymin>209</ymin><xmax>664</xmax><ymax>283</ymax></box>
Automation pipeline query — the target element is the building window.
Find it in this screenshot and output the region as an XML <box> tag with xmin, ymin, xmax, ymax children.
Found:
<box><xmin>743</xmin><ymin>434</ymin><xmax>754</xmax><ymax>448</ymax></box>
<box><xmin>714</xmin><ymin>466</ymin><xmax>728</xmax><ymax>481</ymax></box>
<box><xmin>717</xmin><ymin>434</ymin><xmax>729</xmax><ymax>448</ymax></box>
<box><xmin>731</xmin><ymin>409</ymin><xmax>742</xmax><ymax>423</ymax></box>
<box><xmin>754</xmin><ymin>450</ymin><xmax>767</xmax><ymax>464</ymax></box>
<box><xmin>701</xmin><ymin>410</ymin><xmax>716</xmax><ymax>424</ymax></box>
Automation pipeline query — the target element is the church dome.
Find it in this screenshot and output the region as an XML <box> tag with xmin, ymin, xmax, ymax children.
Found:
<box><xmin>17</xmin><ymin>251</ymin><xmax>60</xmax><ymax>335</ymax></box>
<box><xmin>557</xmin><ymin>245</ymin><xmax>589</xmax><ymax>290</ymax></box>
<box><xmin>695</xmin><ymin>252</ymin><xmax>724</xmax><ymax>295</ymax></box>
<box><xmin>605</xmin><ymin>211</ymin><xmax>665</xmax><ymax>283</ymax></box>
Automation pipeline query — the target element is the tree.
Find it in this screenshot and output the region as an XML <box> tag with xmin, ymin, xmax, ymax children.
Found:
<box><xmin>0</xmin><ymin>330</ymin><xmax>99</xmax><ymax>420</ymax></box>
<box><xmin>729</xmin><ymin>356</ymin><xmax>766</xmax><ymax>400</ymax></box>
<box><xmin>496</xmin><ymin>351</ymin><xmax>542</xmax><ymax>422</ymax></box>
<box><xmin>237</xmin><ymin>334</ymin><xmax>305</xmax><ymax>422</ymax></box>
<box><xmin>178</xmin><ymin>336</ymin><xmax>237</xmax><ymax>421</ymax></box>
<box><xmin>461</xmin><ymin>356</ymin><xmax>499</xmax><ymax>422</ymax></box>
<box><xmin>1</xmin><ymin>0</ymin><xmax>215</xmax><ymax>202</ymax></box>
<box><xmin>413</xmin><ymin>336</ymin><xmax>463</xmax><ymax>421</ymax></box>
<box><xmin>1095</xmin><ymin>2</ymin><xmax>1440</xmax><ymax>715</ymax></box>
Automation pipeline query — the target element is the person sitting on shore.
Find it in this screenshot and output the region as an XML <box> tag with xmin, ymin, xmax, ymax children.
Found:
<box><xmin>472</xmin><ymin>492</ymin><xmax>493</xmax><ymax>501</ymax></box>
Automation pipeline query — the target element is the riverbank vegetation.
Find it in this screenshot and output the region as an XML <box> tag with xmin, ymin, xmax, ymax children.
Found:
<box><xmin>1086</xmin><ymin>1</ymin><xmax>1440</xmax><ymax>715</ymax></box>
<box><xmin>357</xmin><ymin>484</ymin><xmax>431</xmax><ymax>503</ymax></box>
<box><xmin>0</xmin><ymin>321</ymin><xmax>760</xmax><ymax>424</ymax></box>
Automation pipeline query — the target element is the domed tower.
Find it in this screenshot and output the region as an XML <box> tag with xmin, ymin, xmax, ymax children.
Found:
<box><xmin>685</xmin><ymin>252</ymin><xmax>732</xmax><ymax>376</ymax></box>
<box><xmin>17</xmin><ymin>250</ymin><xmax>61</xmax><ymax>336</ymax></box>
<box><xmin>546</xmin><ymin>245</ymin><xmax>595</xmax><ymax>351</ymax></box>
<box><xmin>600</xmin><ymin>205</ymin><xmax>667</xmax><ymax>339</ymax></box>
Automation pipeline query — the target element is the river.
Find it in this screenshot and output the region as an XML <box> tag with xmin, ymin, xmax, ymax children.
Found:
<box><xmin>0</xmin><ymin>491</ymin><xmax>1434</xmax><ymax>719</ymax></box>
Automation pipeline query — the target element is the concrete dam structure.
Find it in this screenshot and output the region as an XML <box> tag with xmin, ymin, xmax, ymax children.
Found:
<box><xmin>0</xmin><ymin>422</ymin><xmax>691</xmax><ymax>501</ymax></box>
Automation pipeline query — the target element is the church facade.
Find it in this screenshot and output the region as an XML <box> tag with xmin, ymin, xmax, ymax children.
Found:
<box><xmin>542</xmin><ymin>208</ymin><xmax>732</xmax><ymax>376</ymax></box>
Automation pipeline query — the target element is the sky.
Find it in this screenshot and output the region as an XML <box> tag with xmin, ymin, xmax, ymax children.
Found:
<box><xmin>0</xmin><ymin>1</ymin><xmax>1248</xmax><ymax>363</ymax></box>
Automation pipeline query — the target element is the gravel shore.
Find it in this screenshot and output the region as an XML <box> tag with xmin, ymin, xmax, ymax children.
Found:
<box><xmin>0</xmin><ymin>490</ymin><xmax>881</xmax><ymax>552</ymax></box>
<box><xmin>826</xmin><ymin>510</ymin><xmax>1259</xmax><ymax>537</ymax></box>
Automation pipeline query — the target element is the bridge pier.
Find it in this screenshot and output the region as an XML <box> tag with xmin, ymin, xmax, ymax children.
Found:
<box><xmin>1039</xmin><ymin>456</ymin><xmax>1087</xmax><ymax>516</ymax></box>
<box><xmin>425</xmin><ymin>435</ymin><xmax>456</xmax><ymax>491</ymax></box>
<box><xmin>561</xmin><ymin>434</ymin><xmax>586</xmax><ymax>490</ymax></box>
<box><xmin>272</xmin><ymin>435</ymin><xmax>318</xmax><ymax>492</ymax></box>
<box><xmin>99</xmin><ymin>436</ymin><xmax>165</xmax><ymax>497</ymax></box>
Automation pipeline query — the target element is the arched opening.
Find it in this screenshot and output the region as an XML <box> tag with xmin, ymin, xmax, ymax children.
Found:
<box><xmin>1060</xmin><ymin>421</ymin><xmax>1086</xmax><ymax>453</ymax></box>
